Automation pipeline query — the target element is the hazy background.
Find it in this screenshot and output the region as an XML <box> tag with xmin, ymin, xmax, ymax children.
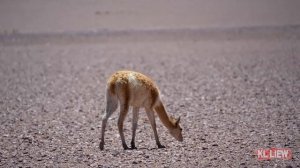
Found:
<box><xmin>0</xmin><ymin>0</ymin><xmax>300</xmax><ymax>34</ymax></box>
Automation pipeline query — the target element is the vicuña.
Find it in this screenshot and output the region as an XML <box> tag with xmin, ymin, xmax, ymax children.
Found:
<box><xmin>99</xmin><ymin>70</ymin><xmax>183</xmax><ymax>150</ymax></box>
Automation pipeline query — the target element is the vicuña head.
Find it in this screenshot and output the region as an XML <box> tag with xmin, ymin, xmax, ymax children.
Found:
<box><xmin>99</xmin><ymin>70</ymin><xmax>183</xmax><ymax>150</ymax></box>
<box><xmin>169</xmin><ymin>116</ymin><xmax>183</xmax><ymax>142</ymax></box>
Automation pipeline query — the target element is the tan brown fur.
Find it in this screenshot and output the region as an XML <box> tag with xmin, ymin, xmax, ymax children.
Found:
<box><xmin>154</xmin><ymin>101</ymin><xmax>174</xmax><ymax>129</ymax></box>
<box><xmin>108</xmin><ymin>71</ymin><xmax>158</xmax><ymax>103</ymax></box>
<box><xmin>99</xmin><ymin>70</ymin><xmax>183</xmax><ymax>150</ymax></box>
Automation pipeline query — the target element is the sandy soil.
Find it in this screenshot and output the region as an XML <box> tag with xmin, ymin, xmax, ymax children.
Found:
<box><xmin>1</xmin><ymin>27</ymin><xmax>299</xmax><ymax>167</ymax></box>
<box><xmin>0</xmin><ymin>1</ymin><xmax>300</xmax><ymax>168</ymax></box>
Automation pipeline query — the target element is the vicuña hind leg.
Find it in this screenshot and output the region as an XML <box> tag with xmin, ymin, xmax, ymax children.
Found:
<box><xmin>131</xmin><ymin>107</ymin><xmax>139</xmax><ymax>149</ymax></box>
<box><xmin>118</xmin><ymin>103</ymin><xmax>130</xmax><ymax>150</ymax></box>
<box><xmin>99</xmin><ymin>90</ymin><xmax>118</xmax><ymax>150</ymax></box>
<box><xmin>145</xmin><ymin>108</ymin><xmax>165</xmax><ymax>149</ymax></box>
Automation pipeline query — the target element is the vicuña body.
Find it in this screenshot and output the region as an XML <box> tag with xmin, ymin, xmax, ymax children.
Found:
<box><xmin>99</xmin><ymin>70</ymin><xmax>183</xmax><ymax>150</ymax></box>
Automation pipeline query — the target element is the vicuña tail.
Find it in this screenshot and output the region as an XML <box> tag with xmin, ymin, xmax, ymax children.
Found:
<box><xmin>103</xmin><ymin>86</ymin><xmax>118</xmax><ymax>116</ymax></box>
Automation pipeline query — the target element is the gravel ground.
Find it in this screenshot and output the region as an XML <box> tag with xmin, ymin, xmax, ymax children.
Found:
<box><xmin>0</xmin><ymin>27</ymin><xmax>299</xmax><ymax>167</ymax></box>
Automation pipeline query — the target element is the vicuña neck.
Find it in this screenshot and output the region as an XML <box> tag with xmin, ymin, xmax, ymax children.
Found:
<box><xmin>154</xmin><ymin>102</ymin><xmax>174</xmax><ymax>129</ymax></box>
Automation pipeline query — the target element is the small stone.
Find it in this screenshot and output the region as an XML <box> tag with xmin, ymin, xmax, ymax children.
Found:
<box><xmin>111</xmin><ymin>150</ymin><xmax>119</xmax><ymax>157</ymax></box>
<box><xmin>132</xmin><ymin>161</ymin><xmax>138</xmax><ymax>164</ymax></box>
<box><xmin>202</xmin><ymin>147</ymin><xmax>208</xmax><ymax>150</ymax></box>
<box><xmin>212</xmin><ymin>144</ymin><xmax>218</xmax><ymax>147</ymax></box>
<box><xmin>200</xmin><ymin>138</ymin><xmax>206</xmax><ymax>142</ymax></box>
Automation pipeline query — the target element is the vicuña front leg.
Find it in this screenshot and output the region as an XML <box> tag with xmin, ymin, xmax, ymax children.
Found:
<box><xmin>146</xmin><ymin>108</ymin><xmax>165</xmax><ymax>149</ymax></box>
<box><xmin>131</xmin><ymin>107</ymin><xmax>139</xmax><ymax>149</ymax></box>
